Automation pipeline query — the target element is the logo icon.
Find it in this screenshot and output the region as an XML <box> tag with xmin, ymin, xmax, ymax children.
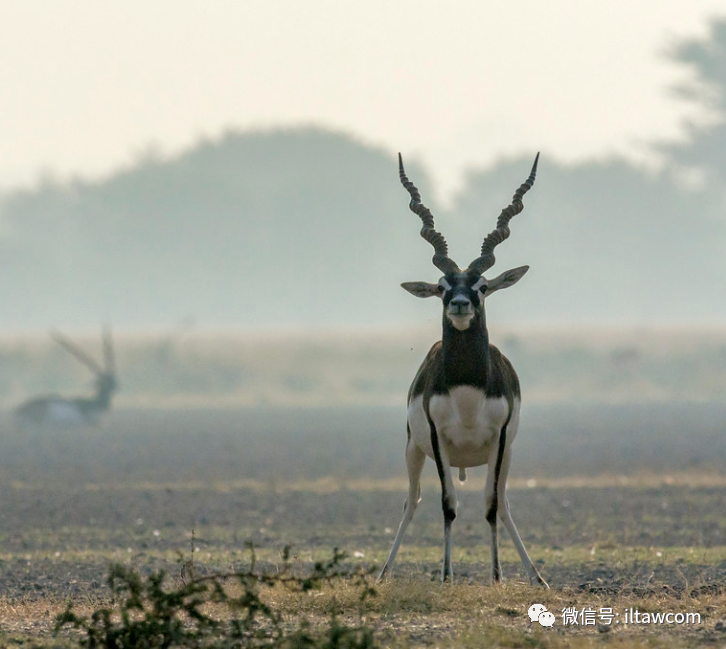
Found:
<box><xmin>528</xmin><ymin>604</ymin><xmax>555</xmax><ymax>627</ymax></box>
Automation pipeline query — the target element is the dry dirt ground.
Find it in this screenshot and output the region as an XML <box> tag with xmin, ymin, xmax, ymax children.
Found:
<box><xmin>0</xmin><ymin>405</ymin><xmax>724</xmax><ymax>647</ymax></box>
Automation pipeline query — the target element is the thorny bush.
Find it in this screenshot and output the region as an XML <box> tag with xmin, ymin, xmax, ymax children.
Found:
<box><xmin>55</xmin><ymin>544</ymin><xmax>378</xmax><ymax>649</ymax></box>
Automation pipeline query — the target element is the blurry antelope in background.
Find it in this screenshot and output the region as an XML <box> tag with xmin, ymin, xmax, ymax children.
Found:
<box><xmin>379</xmin><ymin>153</ymin><xmax>548</xmax><ymax>587</ymax></box>
<box><xmin>14</xmin><ymin>326</ymin><xmax>118</xmax><ymax>430</ymax></box>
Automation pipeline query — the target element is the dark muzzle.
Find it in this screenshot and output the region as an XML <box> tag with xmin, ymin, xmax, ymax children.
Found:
<box><xmin>449</xmin><ymin>298</ymin><xmax>471</xmax><ymax>315</ymax></box>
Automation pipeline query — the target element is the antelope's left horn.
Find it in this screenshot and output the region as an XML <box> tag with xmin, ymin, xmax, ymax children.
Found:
<box><xmin>466</xmin><ymin>153</ymin><xmax>539</xmax><ymax>276</ymax></box>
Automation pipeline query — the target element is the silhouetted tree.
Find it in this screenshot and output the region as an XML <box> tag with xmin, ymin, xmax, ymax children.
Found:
<box><xmin>450</xmin><ymin>152</ymin><xmax>723</xmax><ymax>324</ymax></box>
<box><xmin>661</xmin><ymin>17</ymin><xmax>726</xmax><ymax>185</ymax></box>
<box><xmin>0</xmin><ymin>128</ymin><xmax>434</xmax><ymax>329</ymax></box>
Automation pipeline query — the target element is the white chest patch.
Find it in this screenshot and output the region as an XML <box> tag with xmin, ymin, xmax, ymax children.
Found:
<box><xmin>407</xmin><ymin>390</ymin><xmax>520</xmax><ymax>468</ymax></box>
<box><xmin>431</xmin><ymin>387</ymin><xmax>507</xmax><ymax>448</ymax></box>
<box><xmin>46</xmin><ymin>401</ymin><xmax>87</xmax><ymax>426</ymax></box>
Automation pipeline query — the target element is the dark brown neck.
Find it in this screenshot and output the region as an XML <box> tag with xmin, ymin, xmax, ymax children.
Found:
<box><xmin>441</xmin><ymin>309</ymin><xmax>490</xmax><ymax>390</ymax></box>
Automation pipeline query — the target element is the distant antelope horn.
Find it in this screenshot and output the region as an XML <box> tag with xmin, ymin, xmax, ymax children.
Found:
<box><xmin>50</xmin><ymin>330</ymin><xmax>103</xmax><ymax>375</ymax></box>
<box><xmin>103</xmin><ymin>325</ymin><xmax>115</xmax><ymax>373</ymax></box>
<box><xmin>466</xmin><ymin>153</ymin><xmax>539</xmax><ymax>276</ymax></box>
<box><xmin>399</xmin><ymin>153</ymin><xmax>460</xmax><ymax>275</ymax></box>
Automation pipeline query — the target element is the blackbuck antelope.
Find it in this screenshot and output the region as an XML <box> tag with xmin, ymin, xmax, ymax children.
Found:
<box><xmin>14</xmin><ymin>327</ymin><xmax>118</xmax><ymax>429</ymax></box>
<box><xmin>379</xmin><ymin>153</ymin><xmax>547</xmax><ymax>587</ymax></box>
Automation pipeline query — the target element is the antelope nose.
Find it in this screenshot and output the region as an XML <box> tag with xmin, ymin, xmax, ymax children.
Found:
<box><xmin>450</xmin><ymin>297</ymin><xmax>470</xmax><ymax>314</ymax></box>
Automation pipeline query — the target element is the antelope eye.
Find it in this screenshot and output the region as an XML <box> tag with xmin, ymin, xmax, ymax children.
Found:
<box><xmin>478</xmin><ymin>284</ymin><xmax>488</xmax><ymax>293</ymax></box>
<box><xmin>436</xmin><ymin>285</ymin><xmax>445</xmax><ymax>294</ymax></box>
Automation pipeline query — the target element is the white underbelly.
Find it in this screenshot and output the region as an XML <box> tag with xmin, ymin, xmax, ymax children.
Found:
<box><xmin>45</xmin><ymin>401</ymin><xmax>87</xmax><ymax>426</ymax></box>
<box><xmin>407</xmin><ymin>388</ymin><xmax>520</xmax><ymax>468</ymax></box>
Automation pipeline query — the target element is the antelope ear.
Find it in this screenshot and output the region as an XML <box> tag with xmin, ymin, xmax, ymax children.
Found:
<box><xmin>485</xmin><ymin>265</ymin><xmax>529</xmax><ymax>295</ymax></box>
<box><xmin>401</xmin><ymin>282</ymin><xmax>441</xmax><ymax>298</ymax></box>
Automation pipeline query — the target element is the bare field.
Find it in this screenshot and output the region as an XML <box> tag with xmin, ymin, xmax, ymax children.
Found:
<box><xmin>0</xmin><ymin>403</ymin><xmax>725</xmax><ymax>647</ymax></box>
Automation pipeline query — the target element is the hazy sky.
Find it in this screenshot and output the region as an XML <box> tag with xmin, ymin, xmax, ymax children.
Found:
<box><xmin>1</xmin><ymin>1</ymin><xmax>724</xmax><ymax>198</ymax></box>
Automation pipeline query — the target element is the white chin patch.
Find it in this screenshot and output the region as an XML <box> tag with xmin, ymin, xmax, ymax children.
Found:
<box><xmin>448</xmin><ymin>314</ymin><xmax>474</xmax><ymax>331</ymax></box>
